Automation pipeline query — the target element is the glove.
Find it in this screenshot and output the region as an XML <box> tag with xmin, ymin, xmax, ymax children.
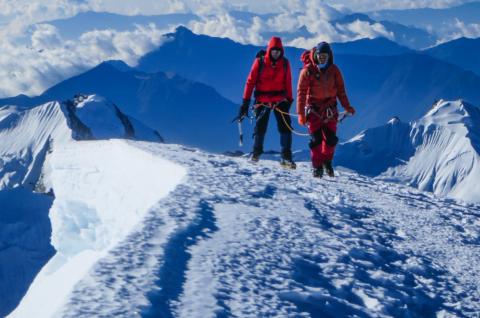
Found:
<box><xmin>298</xmin><ymin>114</ymin><xmax>306</xmax><ymax>126</ymax></box>
<box><xmin>344</xmin><ymin>105</ymin><xmax>356</xmax><ymax>115</ymax></box>
<box><xmin>238</xmin><ymin>99</ymin><xmax>250</xmax><ymax>120</ymax></box>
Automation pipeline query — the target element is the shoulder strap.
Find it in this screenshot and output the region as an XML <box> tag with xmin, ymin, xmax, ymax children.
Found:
<box><xmin>258</xmin><ymin>56</ymin><xmax>265</xmax><ymax>75</ymax></box>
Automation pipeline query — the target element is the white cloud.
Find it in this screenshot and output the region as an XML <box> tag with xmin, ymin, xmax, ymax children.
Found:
<box><xmin>86</xmin><ymin>0</ymin><xmax>187</xmax><ymax>15</ymax></box>
<box><xmin>0</xmin><ymin>23</ymin><xmax>171</xmax><ymax>97</ymax></box>
<box><xmin>336</xmin><ymin>20</ymin><xmax>394</xmax><ymax>40</ymax></box>
<box><xmin>31</xmin><ymin>24</ymin><xmax>63</xmax><ymax>49</ymax></box>
<box><xmin>190</xmin><ymin>14</ymin><xmax>264</xmax><ymax>45</ymax></box>
<box><xmin>451</xmin><ymin>19</ymin><xmax>480</xmax><ymax>39</ymax></box>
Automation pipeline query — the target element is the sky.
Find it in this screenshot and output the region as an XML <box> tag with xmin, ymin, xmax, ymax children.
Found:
<box><xmin>0</xmin><ymin>0</ymin><xmax>477</xmax><ymax>98</ymax></box>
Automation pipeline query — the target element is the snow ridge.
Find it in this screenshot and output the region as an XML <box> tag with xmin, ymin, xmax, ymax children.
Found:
<box><xmin>0</xmin><ymin>95</ymin><xmax>164</xmax><ymax>316</ymax></box>
<box><xmin>10</xmin><ymin>140</ymin><xmax>186</xmax><ymax>317</ymax></box>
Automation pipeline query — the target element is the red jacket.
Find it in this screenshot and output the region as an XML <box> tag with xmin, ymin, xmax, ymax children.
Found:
<box><xmin>243</xmin><ymin>37</ymin><xmax>293</xmax><ymax>103</ymax></box>
<box><xmin>296</xmin><ymin>47</ymin><xmax>351</xmax><ymax>118</ymax></box>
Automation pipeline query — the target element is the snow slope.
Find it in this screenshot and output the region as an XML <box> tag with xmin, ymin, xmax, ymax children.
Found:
<box><xmin>10</xmin><ymin>140</ymin><xmax>186</xmax><ymax>317</ymax></box>
<box><xmin>335</xmin><ymin>99</ymin><xmax>480</xmax><ymax>203</ymax></box>
<box><xmin>9</xmin><ymin>141</ymin><xmax>479</xmax><ymax>317</ymax></box>
<box><xmin>0</xmin><ymin>94</ymin><xmax>163</xmax><ymax>316</ymax></box>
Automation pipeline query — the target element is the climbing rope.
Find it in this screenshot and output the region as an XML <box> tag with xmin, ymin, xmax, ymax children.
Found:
<box><xmin>251</xmin><ymin>102</ymin><xmax>352</xmax><ymax>138</ymax></box>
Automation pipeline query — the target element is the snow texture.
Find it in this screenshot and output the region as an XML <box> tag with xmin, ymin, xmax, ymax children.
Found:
<box><xmin>9</xmin><ymin>140</ymin><xmax>186</xmax><ymax>318</ymax></box>
<box><xmin>10</xmin><ymin>141</ymin><xmax>477</xmax><ymax>317</ymax></box>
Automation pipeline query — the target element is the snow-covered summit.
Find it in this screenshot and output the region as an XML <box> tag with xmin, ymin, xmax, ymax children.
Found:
<box><xmin>0</xmin><ymin>94</ymin><xmax>162</xmax><ymax>190</ymax></box>
<box><xmin>335</xmin><ymin>99</ymin><xmax>480</xmax><ymax>203</ymax></box>
<box><xmin>416</xmin><ymin>99</ymin><xmax>480</xmax><ymax>135</ymax></box>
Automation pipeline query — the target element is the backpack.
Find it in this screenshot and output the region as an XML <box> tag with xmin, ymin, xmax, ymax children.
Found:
<box><xmin>301</xmin><ymin>49</ymin><xmax>321</xmax><ymax>80</ymax></box>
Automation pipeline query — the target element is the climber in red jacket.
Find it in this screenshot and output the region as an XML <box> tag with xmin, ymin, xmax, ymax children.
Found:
<box><xmin>238</xmin><ymin>36</ymin><xmax>295</xmax><ymax>168</ymax></box>
<box><xmin>297</xmin><ymin>42</ymin><xmax>356</xmax><ymax>178</ymax></box>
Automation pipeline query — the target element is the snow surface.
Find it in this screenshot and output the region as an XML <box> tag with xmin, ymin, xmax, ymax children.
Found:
<box><xmin>9</xmin><ymin>140</ymin><xmax>186</xmax><ymax>318</ymax></box>
<box><xmin>9</xmin><ymin>141</ymin><xmax>478</xmax><ymax>317</ymax></box>
<box><xmin>334</xmin><ymin>100</ymin><xmax>480</xmax><ymax>203</ymax></box>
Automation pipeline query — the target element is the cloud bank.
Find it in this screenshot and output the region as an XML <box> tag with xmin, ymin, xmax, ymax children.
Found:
<box><xmin>0</xmin><ymin>23</ymin><xmax>170</xmax><ymax>97</ymax></box>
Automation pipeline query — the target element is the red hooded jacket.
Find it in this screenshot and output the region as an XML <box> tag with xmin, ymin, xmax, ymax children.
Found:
<box><xmin>243</xmin><ymin>37</ymin><xmax>293</xmax><ymax>103</ymax></box>
<box><xmin>296</xmin><ymin>45</ymin><xmax>352</xmax><ymax>121</ymax></box>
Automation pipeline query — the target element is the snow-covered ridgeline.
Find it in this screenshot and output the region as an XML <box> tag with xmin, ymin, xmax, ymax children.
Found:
<box><xmin>10</xmin><ymin>140</ymin><xmax>186</xmax><ymax>317</ymax></box>
<box><xmin>0</xmin><ymin>101</ymin><xmax>72</xmax><ymax>189</ymax></box>
<box><xmin>0</xmin><ymin>94</ymin><xmax>162</xmax><ymax>191</ymax></box>
<box><xmin>335</xmin><ymin>99</ymin><xmax>480</xmax><ymax>203</ymax></box>
<box><xmin>0</xmin><ymin>94</ymin><xmax>166</xmax><ymax>316</ymax></box>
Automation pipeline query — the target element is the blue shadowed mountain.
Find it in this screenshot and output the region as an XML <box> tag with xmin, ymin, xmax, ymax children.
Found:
<box><xmin>136</xmin><ymin>27</ymin><xmax>480</xmax><ymax>139</ymax></box>
<box><xmin>423</xmin><ymin>37</ymin><xmax>480</xmax><ymax>76</ymax></box>
<box><xmin>0</xmin><ymin>61</ymin><xmax>241</xmax><ymax>153</ymax></box>
<box><xmin>333</xmin><ymin>13</ymin><xmax>437</xmax><ymax>49</ymax></box>
<box><xmin>331</xmin><ymin>37</ymin><xmax>412</xmax><ymax>56</ymax></box>
<box><xmin>369</xmin><ymin>2</ymin><xmax>480</xmax><ymax>37</ymax></box>
<box><xmin>46</xmin><ymin>11</ymin><xmax>200</xmax><ymax>39</ymax></box>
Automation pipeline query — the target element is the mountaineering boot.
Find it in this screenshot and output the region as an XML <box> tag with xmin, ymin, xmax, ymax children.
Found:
<box><xmin>323</xmin><ymin>160</ymin><xmax>334</xmax><ymax>177</ymax></box>
<box><xmin>280</xmin><ymin>150</ymin><xmax>296</xmax><ymax>169</ymax></box>
<box><xmin>251</xmin><ymin>152</ymin><xmax>261</xmax><ymax>163</ymax></box>
<box><xmin>280</xmin><ymin>158</ymin><xmax>296</xmax><ymax>169</ymax></box>
<box><xmin>313</xmin><ymin>166</ymin><xmax>323</xmax><ymax>178</ymax></box>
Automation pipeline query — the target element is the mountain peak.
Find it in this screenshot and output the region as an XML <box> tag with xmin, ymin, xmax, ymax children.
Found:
<box><xmin>421</xmin><ymin>99</ymin><xmax>479</xmax><ymax>131</ymax></box>
<box><xmin>170</xmin><ymin>25</ymin><xmax>194</xmax><ymax>38</ymax></box>
<box><xmin>388</xmin><ymin>116</ymin><xmax>401</xmax><ymax>125</ymax></box>
<box><xmin>104</xmin><ymin>60</ymin><xmax>132</xmax><ymax>72</ymax></box>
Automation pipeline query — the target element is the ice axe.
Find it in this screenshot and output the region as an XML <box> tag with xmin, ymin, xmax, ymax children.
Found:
<box><xmin>231</xmin><ymin>114</ymin><xmax>251</xmax><ymax>147</ymax></box>
<box><xmin>338</xmin><ymin>111</ymin><xmax>353</xmax><ymax>123</ymax></box>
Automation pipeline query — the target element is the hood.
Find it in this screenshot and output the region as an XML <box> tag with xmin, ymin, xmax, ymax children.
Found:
<box><xmin>301</xmin><ymin>42</ymin><xmax>334</xmax><ymax>71</ymax></box>
<box><xmin>266</xmin><ymin>37</ymin><xmax>284</xmax><ymax>63</ymax></box>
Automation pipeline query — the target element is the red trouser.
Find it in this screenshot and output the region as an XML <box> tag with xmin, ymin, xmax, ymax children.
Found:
<box><xmin>307</xmin><ymin>114</ymin><xmax>338</xmax><ymax>168</ymax></box>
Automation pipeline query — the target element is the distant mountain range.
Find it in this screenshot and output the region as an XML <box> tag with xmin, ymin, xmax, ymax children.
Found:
<box><xmin>45</xmin><ymin>11</ymin><xmax>199</xmax><ymax>39</ymax></box>
<box><xmin>137</xmin><ymin>27</ymin><xmax>480</xmax><ymax>139</ymax></box>
<box><xmin>333</xmin><ymin>13</ymin><xmax>437</xmax><ymax>49</ymax></box>
<box><xmin>0</xmin><ymin>62</ymin><xmax>240</xmax><ymax>153</ymax></box>
<box><xmin>369</xmin><ymin>2</ymin><xmax>480</xmax><ymax>38</ymax></box>
<box><xmin>2</xmin><ymin>26</ymin><xmax>479</xmax><ymax>154</ymax></box>
<box><xmin>42</xmin><ymin>7</ymin><xmax>459</xmax><ymax>50</ymax></box>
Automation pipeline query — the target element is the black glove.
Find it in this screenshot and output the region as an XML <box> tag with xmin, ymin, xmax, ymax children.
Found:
<box><xmin>238</xmin><ymin>99</ymin><xmax>250</xmax><ymax>120</ymax></box>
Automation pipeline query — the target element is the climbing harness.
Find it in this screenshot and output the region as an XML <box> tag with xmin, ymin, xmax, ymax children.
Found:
<box><xmin>254</xmin><ymin>102</ymin><xmax>311</xmax><ymax>137</ymax></box>
<box><xmin>232</xmin><ymin>101</ymin><xmax>353</xmax><ymax>146</ymax></box>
